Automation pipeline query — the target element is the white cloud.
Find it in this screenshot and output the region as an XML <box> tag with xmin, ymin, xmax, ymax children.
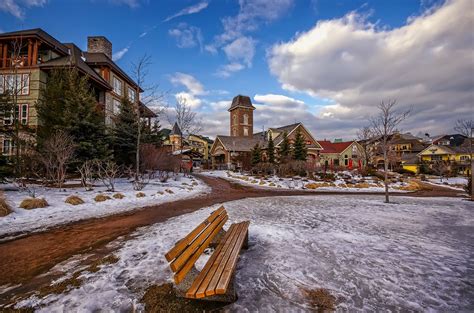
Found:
<box><xmin>175</xmin><ymin>91</ymin><xmax>202</xmax><ymax>109</ymax></box>
<box><xmin>170</xmin><ymin>72</ymin><xmax>208</xmax><ymax>109</ymax></box>
<box><xmin>168</xmin><ymin>23</ymin><xmax>203</xmax><ymax>50</ymax></box>
<box><xmin>108</xmin><ymin>0</ymin><xmax>140</xmax><ymax>8</ymax></box>
<box><xmin>112</xmin><ymin>46</ymin><xmax>129</xmax><ymax>61</ymax></box>
<box><xmin>207</xmin><ymin>0</ymin><xmax>294</xmax><ymax>76</ymax></box>
<box><xmin>268</xmin><ymin>0</ymin><xmax>474</xmax><ymax>138</ymax></box>
<box><xmin>223</xmin><ymin>36</ymin><xmax>256</xmax><ymax>67</ymax></box>
<box><xmin>214</xmin><ymin>62</ymin><xmax>245</xmax><ymax>78</ymax></box>
<box><xmin>0</xmin><ymin>0</ymin><xmax>47</xmax><ymax>19</ymax></box>
<box><xmin>164</xmin><ymin>1</ymin><xmax>209</xmax><ymax>22</ymax></box>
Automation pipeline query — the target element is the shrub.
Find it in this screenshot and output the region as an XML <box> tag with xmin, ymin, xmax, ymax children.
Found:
<box><xmin>157</xmin><ymin>191</ymin><xmax>164</xmax><ymax>195</ymax></box>
<box><xmin>165</xmin><ymin>189</ymin><xmax>174</xmax><ymax>194</ymax></box>
<box><xmin>113</xmin><ymin>193</ymin><xmax>125</xmax><ymax>199</ymax></box>
<box><xmin>301</xmin><ymin>287</ymin><xmax>336</xmax><ymax>311</ymax></box>
<box><xmin>94</xmin><ymin>194</ymin><xmax>111</xmax><ymax>202</ymax></box>
<box><xmin>20</xmin><ymin>198</ymin><xmax>49</xmax><ymax>209</ymax></box>
<box><xmin>317</xmin><ymin>172</ymin><xmax>336</xmax><ymax>182</ymax></box>
<box><xmin>65</xmin><ymin>195</ymin><xmax>85</xmax><ymax>205</ymax></box>
<box><xmin>268</xmin><ymin>182</ymin><xmax>276</xmax><ymax>187</ymax></box>
<box><xmin>136</xmin><ymin>192</ymin><xmax>146</xmax><ymax>198</ymax></box>
<box><xmin>0</xmin><ymin>197</ymin><xmax>12</xmax><ymax>217</ymax></box>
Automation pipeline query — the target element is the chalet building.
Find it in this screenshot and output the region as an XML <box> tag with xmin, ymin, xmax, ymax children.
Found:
<box><xmin>0</xmin><ymin>28</ymin><xmax>156</xmax><ymax>156</ymax></box>
<box><xmin>210</xmin><ymin>95</ymin><xmax>323</xmax><ymax>170</ymax></box>
<box><xmin>318</xmin><ymin>140</ymin><xmax>365</xmax><ymax>169</ymax></box>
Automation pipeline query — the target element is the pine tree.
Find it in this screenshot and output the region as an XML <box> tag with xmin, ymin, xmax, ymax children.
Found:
<box><xmin>293</xmin><ymin>128</ymin><xmax>308</xmax><ymax>161</ymax></box>
<box><xmin>279</xmin><ymin>131</ymin><xmax>291</xmax><ymax>162</ymax></box>
<box><xmin>142</xmin><ymin>119</ymin><xmax>162</xmax><ymax>147</ymax></box>
<box><xmin>251</xmin><ymin>143</ymin><xmax>262</xmax><ymax>166</ymax></box>
<box><xmin>111</xmin><ymin>97</ymin><xmax>139</xmax><ymax>166</ymax></box>
<box><xmin>36</xmin><ymin>69</ymin><xmax>110</xmax><ymax>166</ymax></box>
<box><xmin>267</xmin><ymin>133</ymin><xmax>275</xmax><ymax>164</ymax></box>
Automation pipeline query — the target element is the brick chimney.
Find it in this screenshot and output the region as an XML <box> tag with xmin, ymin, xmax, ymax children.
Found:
<box><xmin>87</xmin><ymin>36</ymin><xmax>112</xmax><ymax>59</ymax></box>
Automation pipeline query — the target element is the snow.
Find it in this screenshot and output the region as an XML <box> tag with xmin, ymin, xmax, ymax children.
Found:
<box><xmin>0</xmin><ymin>175</ymin><xmax>210</xmax><ymax>239</ymax></box>
<box><xmin>14</xmin><ymin>195</ymin><xmax>474</xmax><ymax>312</ymax></box>
<box><xmin>202</xmin><ymin>170</ymin><xmax>411</xmax><ymax>193</ymax></box>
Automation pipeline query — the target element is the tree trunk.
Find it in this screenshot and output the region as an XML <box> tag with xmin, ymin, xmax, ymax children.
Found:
<box><xmin>384</xmin><ymin>148</ymin><xmax>389</xmax><ymax>203</ymax></box>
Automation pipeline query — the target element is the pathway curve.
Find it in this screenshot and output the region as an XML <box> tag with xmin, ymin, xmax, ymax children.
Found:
<box><xmin>0</xmin><ymin>175</ymin><xmax>463</xmax><ymax>304</ymax></box>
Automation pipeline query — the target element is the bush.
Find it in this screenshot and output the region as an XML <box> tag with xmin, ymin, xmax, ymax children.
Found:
<box><xmin>65</xmin><ymin>195</ymin><xmax>85</xmax><ymax>205</ymax></box>
<box><xmin>317</xmin><ymin>172</ymin><xmax>336</xmax><ymax>182</ymax></box>
<box><xmin>0</xmin><ymin>197</ymin><xmax>12</xmax><ymax>217</ymax></box>
<box><xmin>165</xmin><ymin>189</ymin><xmax>174</xmax><ymax>194</ymax></box>
<box><xmin>113</xmin><ymin>193</ymin><xmax>125</xmax><ymax>199</ymax></box>
<box><xmin>136</xmin><ymin>192</ymin><xmax>146</xmax><ymax>198</ymax></box>
<box><xmin>94</xmin><ymin>194</ymin><xmax>111</xmax><ymax>202</ymax></box>
<box><xmin>20</xmin><ymin>198</ymin><xmax>49</xmax><ymax>209</ymax></box>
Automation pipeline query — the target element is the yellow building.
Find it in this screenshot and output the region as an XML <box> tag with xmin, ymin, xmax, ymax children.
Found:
<box><xmin>418</xmin><ymin>144</ymin><xmax>471</xmax><ymax>175</ymax></box>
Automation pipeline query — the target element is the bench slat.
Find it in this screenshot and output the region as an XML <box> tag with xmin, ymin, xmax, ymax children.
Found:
<box><xmin>165</xmin><ymin>206</ymin><xmax>225</xmax><ymax>262</ymax></box>
<box><xmin>185</xmin><ymin>223</ymin><xmax>238</xmax><ymax>299</ymax></box>
<box><xmin>216</xmin><ymin>221</ymin><xmax>250</xmax><ymax>294</ymax></box>
<box><xmin>174</xmin><ymin>215</ymin><xmax>228</xmax><ymax>284</ymax></box>
<box><xmin>205</xmin><ymin>222</ymin><xmax>246</xmax><ymax>297</ymax></box>
<box><xmin>189</xmin><ymin>224</ymin><xmax>240</xmax><ymax>299</ymax></box>
<box><xmin>170</xmin><ymin>211</ymin><xmax>227</xmax><ymax>272</ymax></box>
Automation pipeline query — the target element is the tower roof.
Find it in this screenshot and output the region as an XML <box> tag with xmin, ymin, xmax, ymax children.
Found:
<box><xmin>170</xmin><ymin>122</ymin><xmax>182</xmax><ymax>136</ymax></box>
<box><xmin>228</xmin><ymin>95</ymin><xmax>256</xmax><ymax>111</ymax></box>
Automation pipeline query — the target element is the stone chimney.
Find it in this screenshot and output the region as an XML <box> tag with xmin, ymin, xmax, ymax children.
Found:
<box><xmin>87</xmin><ymin>36</ymin><xmax>112</xmax><ymax>59</ymax></box>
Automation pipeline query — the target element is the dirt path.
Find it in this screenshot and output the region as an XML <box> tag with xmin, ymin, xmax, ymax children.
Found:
<box><xmin>0</xmin><ymin>175</ymin><xmax>463</xmax><ymax>304</ymax></box>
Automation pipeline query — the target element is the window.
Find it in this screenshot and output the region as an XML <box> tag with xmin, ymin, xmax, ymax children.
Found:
<box><xmin>2</xmin><ymin>139</ymin><xmax>12</xmax><ymax>155</ymax></box>
<box><xmin>0</xmin><ymin>74</ymin><xmax>30</xmax><ymax>95</ymax></box>
<box><xmin>128</xmin><ymin>87</ymin><xmax>136</xmax><ymax>103</ymax></box>
<box><xmin>431</xmin><ymin>155</ymin><xmax>442</xmax><ymax>161</ymax></box>
<box><xmin>244</xmin><ymin>127</ymin><xmax>248</xmax><ymax>136</ymax></box>
<box><xmin>112</xmin><ymin>98</ymin><xmax>121</xmax><ymax>115</ymax></box>
<box><xmin>460</xmin><ymin>155</ymin><xmax>470</xmax><ymax>161</ymax></box>
<box><xmin>3</xmin><ymin>104</ymin><xmax>28</xmax><ymax>125</ymax></box>
<box><xmin>345</xmin><ymin>159</ymin><xmax>348</xmax><ymax>166</ymax></box>
<box><xmin>113</xmin><ymin>76</ymin><xmax>122</xmax><ymax>96</ymax></box>
<box><xmin>233</xmin><ymin>128</ymin><xmax>237</xmax><ymax>136</ymax></box>
<box><xmin>233</xmin><ymin>114</ymin><xmax>237</xmax><ymax>125</ymax></box>
<box><xmin>243</xmin><ymin>114</ymin><xmax>248</xmax><ymax>125</ymax></box>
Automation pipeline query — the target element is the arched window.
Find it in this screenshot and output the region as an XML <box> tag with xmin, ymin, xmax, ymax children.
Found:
<box><xmin>243</xmin><ymin>113</ymin><xmax>248</xmax><ymax>125</ymax></box>
<box><xmin>233</xmin><ymin>114</ymin><xmax>237</xmax><ymax>125</ymax></box>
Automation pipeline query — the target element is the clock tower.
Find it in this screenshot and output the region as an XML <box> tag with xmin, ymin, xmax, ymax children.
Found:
<box><xmin>228</xmin><ymin>95</ymin><xmax>255</xmax><ymax>138</ymax></box>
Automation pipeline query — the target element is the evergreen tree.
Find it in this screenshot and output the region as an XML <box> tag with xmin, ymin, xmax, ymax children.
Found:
<box><xmin>251</xmin><ymin>143</ymin><xmax>262</xmax><ymax>166</ymax></box>
<box><xmin>111</xmin><ymin>97</ymin><xmax>139</xmax><ymax>166</ymax></box>
<box><xmin>279</xmin><ymin>131</ymin><xmax>291</xmax><ymax>162</ymax></box>
<box><xmin>293</xmin><ymin>128</ymin><xmax>308</xmax><ymax>161</ymax></box>
<box><xmin>267</xmin><ymin>133</ymin><xmax>275</xmax><ymax>164</ymax></box>
<box><xmin>142</xmin><ymin>119</ymin><xmax>162</xmax><ymax>147</ymax></box>
<box><xmin>36</xmin><ymin>69</ymin><xmax>110</xmax><ymax>166</ymax></box>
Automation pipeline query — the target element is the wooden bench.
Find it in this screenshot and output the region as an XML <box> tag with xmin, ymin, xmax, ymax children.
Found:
<box><xmin>165</xmin><ymin>206</ymin><xmax>249</xmax><ymax>302</ymax></box>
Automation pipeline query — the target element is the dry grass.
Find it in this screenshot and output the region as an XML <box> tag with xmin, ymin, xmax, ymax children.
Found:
<box><xmin>87</xmin><ymin>255</ymin><xmax>119</xmax><ymax>273</ymax></box>
<box><xmin>113</xmin><ymin>193</ymin><xmax>125</xmax><ymax>199</ymax></box>
<box><xmin>65</xmin><ymin>195</ymin><xmax>84</xmax><ymax>205</ymax></box>
<box><xmin>301</xmin><ymin>287</ymin><xmax>336</xmax><ymax>312</ymax></box>
<box><xmin>157</xmin><ymin>191</ymin><xmax>165</xmax><ymax>195</ymax></box>
<box><xmin>305</xmin><ymin>182</ymin><xmax>336</xmax><ymax>189</ymax></box>
<box><xmin>394</xmin><ymin>180</ymin><xmax>428</xmax><ymax>191</ymax></box>
<box><xmin>136</xmin><ymin>192</ymin><xmax>146</xmax><ymax>198</ymax></box>
<box><xmin>354</xmin><ymin>182</ymin><xmax>370</xmax><ymax>189</ymax></box>
<box><xmin>165</xmin><ymin>189</ymin><xmax>174</xmax><ymax>194</ymax></box>
<box><xmin>19</xmin><ymin>198</ymin><xmax>49</xmax><ymax>210</ymax></box>
<box><xmin>269</xmin><ymin>182</ymin><xmax>276</xmax><ymax>187</ymax></box>
<box><xmin>94</xmin><ymin>194</ymin><xmax>111</xmax><ymax>202</ymax></box>
<box><xmin>0</xmin><ymin>193</ymin><xmax>12</xmax><ymax>217</ymax></box>
<box><xmin>259</xmin><ymin>181</ymin><xmax>265</xmax><ymax>185</ymax></box>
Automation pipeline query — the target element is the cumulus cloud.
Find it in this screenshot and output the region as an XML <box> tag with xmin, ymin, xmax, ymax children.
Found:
<box><xmin>168</xmin><ymin>23</ymin><xmax>203</xmax><ymax>50</ymax></box>
<box><xmin>170</xmin><ymin>72</ymin><xmax>208</xmax><ymax>109</ymax></box>
<box><xmin>214</xmin><ymin>62</ymin><xmax>245</xmax><ymax>78</ymax></box>
<box><xmin>0</xmin><ymin>0</ymin><xmax>47</xmax><ymax>19</ymax></box>
<box><xmin>164</xmin><ymin>1</ymin><xmax>209</xmax><ymax>22</ymax></box>
<box><xmin>206</xmin><ymin>0</ymin><xmax>294</xmax><ymax>76</ymax></box>
<box><xmin>268</xmin><ymin>0</ymin><xmax>474</xmax><ymax>138</ymax></box>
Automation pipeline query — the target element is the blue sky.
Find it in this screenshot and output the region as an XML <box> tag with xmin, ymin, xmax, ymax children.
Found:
<box><xmin>1</xmin><ymin>0</ymin><xmax>472</xmax><ymax>139</ymax></box>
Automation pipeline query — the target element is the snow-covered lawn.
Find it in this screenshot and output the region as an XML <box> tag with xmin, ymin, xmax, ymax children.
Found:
<box><xmin>428</xmin><ymin>176</ymin><xmax>468</xmax><ymax>191</ymax></box>
<box><xmin>0</xmin><ymin>175</ymin><xmax>209</xmax><ymax>239</ymax></box>
<box><xmin>203</xmin><ymin>170</ymin><xmax>412</xmax><ymax>192</ymax></box>
<box><xmin>13</xmin><ymin>195</ymin><xmax>473</xmax><ymax>312</ymax></box>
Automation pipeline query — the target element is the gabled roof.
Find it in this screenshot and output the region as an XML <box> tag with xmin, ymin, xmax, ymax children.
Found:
<box><xmin>418</xmin><ymin>144</ymin><xmax>456</xmax><ymax>156</ymax></box>
<box><xmin>170</xmin><ymin>122</ymin><xmax>182</xmax><ymax>136</ymax></box>
<box><xmin>433</xmin><ymin>134</ymin><xmax>467</xmax><ymax>147</ymax></box>
<box><xmin>319</xmin><ymin>140</ymin><xmax>354</xmax><ymax>154</ymax></box>
<box><xmin>39</xmin><ymin>43</ymin><xmax>111</xmax><ymax>90</ymax></box>
<box><xmin>0</xmin><ymin>28</ymin><xmax>69</xmax><ymax>55</ymax></box>
<box><xmin>228</xmin><ymin>95</ymin><xmax>255</xmax><ymax>111</ymax></box>
<box><xmin>213</xmin><ymin>135</ymin><xmax>266</xmax><ymax>152</ymax></box>
<box><xmin>84</xmin><ymin>52</ymin><xmax>143</xmax><ymax>92</ymax></box>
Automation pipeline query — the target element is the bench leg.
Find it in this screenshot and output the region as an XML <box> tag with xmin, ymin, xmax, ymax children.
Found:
<box><xmin>242</xmin><ymin>230</ymin><xmax>249</xmax><ymax>250</ymax></box>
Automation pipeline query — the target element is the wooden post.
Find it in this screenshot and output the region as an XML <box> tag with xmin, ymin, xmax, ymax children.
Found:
<box><xmin>32</xmin><ymin>40</ymin><xmax>38</xmax><ymax>65</ymax></box>
<box><xmin>0</xmin><ymin>43</ymin><xmax>3</xmax><ymax>68</ymax></box>
<box><xmin>27</xmin><ymin>39</ymin><xmax>32</xmax><ymax>66</ymax></box>
<box><xmin>2</xmin><ymin>44</ymin><xmax>7</xmax><ymax>68</ymax></box>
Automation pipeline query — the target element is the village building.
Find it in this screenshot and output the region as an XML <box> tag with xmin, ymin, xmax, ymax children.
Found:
<box><xmin>318</xmin><ymin>140</ymin><xmax>365</xmax><ymax>170</ymax></box>
<box><xmin>210</xmin><ymin>95</ymin><xmax>323</xmax><ymax>170</ymax></box>
<box><xmin>0</xmin><ymin>28</ymin><xmax>156</xmax><ymax>156</ymax></box>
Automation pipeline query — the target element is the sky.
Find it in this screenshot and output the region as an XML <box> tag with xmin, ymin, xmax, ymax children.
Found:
<box><xmin>1</xmin><ymin>0</ymin><xmax>473</xmax><ymax>140</ymax></box>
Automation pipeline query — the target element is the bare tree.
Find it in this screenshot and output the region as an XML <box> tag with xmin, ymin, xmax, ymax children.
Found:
<box><xmin>432</xmin><ymin>160</ymin><xmax>450</xmax><ymax>182</ymax></box>
<box><xmin>130</xmin><ymin>54</ymin><xmax>164</xmax><ymax>185</ymax></box>
<box><xmin>167</xmin><ymin>96</ymin><xmax>203</xmax><ymax>152</ymax></box>
<box><xmin>78</xmin><ymin>160</ymin><xmax>96</xmax><ymax>191</ymax></box>
<box><xmin>357</xmin><ymin>126</ymin><xmax>373</xmax><ymax>168</ymax></box>
<box><xmin>370</xmin><ymin>100</ymin><xmax>410</xmax><ymax>203</ymax></box>
<box><xmin>454</xmin><ymin>119</ymin><xmax>473</xmax><ymax>199</ymax></box>
<box><xmin>95</xmin><ymin>160</ymin><xmax>121</xmax><ymax>192</ymax></box>
<box><xmin>38</xmin><ymin>131</ymin><xmax>75</xmax><ymax>189</ymax></box>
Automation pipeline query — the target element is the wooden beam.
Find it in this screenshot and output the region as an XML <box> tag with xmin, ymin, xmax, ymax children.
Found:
<box><xmin>0</xmin><ymin>43</ymin><xmax>3</xmax><ymax>68</ymax></box>
<box><xmin>32</xmin><ymin>40</ymin><xmax>38</xmax><ymax>65</ymax></box>
<box><xmin>2</xmin><ymin>44</ymin><xmax>7</xmax><ymax>68</ymax></box>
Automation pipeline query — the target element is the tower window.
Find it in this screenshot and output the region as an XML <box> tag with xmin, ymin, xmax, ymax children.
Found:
<box><xmin>233</xmin><ymin>114</ymin><xmax>237</xmax><ymax>125</ymax></box>
<box><xmin>243</xmin><ymin>114</ymin><xmax>248</xmax><ymax>125</ymax></box>
<box><xmin>244</xmin><ymin>127</ymin><xmax>248</xmax><ymax>136</ymax></box>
